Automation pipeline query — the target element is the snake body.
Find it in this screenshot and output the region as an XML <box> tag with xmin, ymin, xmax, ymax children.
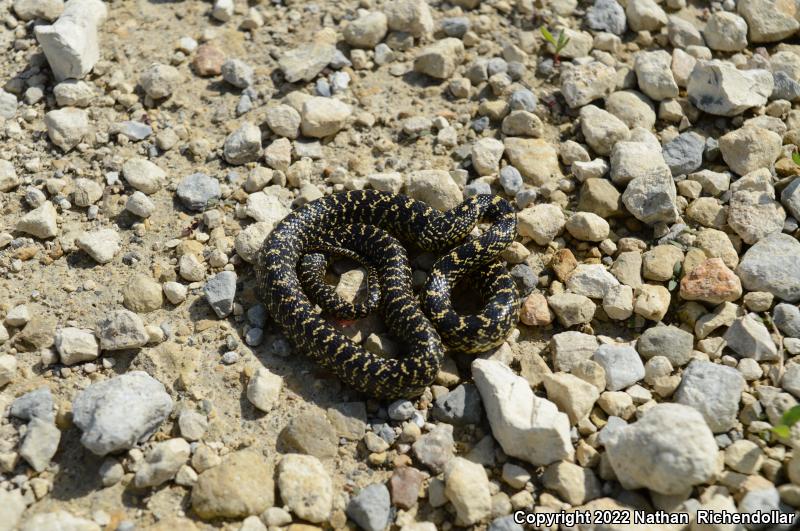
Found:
<box><xmin>256</xmin><ymin>190</ymin><xmax>518</xmax><ymax>398</ymax></box>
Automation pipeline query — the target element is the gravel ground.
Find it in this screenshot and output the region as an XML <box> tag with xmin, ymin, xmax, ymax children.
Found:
<box><xmin>3</xmin><ymin>0</ymin><xmax>800</xmax><ymax>529</ymax></box>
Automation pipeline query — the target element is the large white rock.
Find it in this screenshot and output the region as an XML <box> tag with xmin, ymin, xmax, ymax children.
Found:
<box><xmin>472</xmin><ymin>359</ymin><xmax>573</xmax><ymax>466</ymax></box>
<box><xmin>687</xmin><ymin>60</ymin><xmax>773</xmax><ymax>117</ymax></box>
<box><xmin>604</xmin><ymin>403</ymin><xmax>717</xmax><ymax>495</ymax></box>
<box><xmin>34</xmin><ymin>0</ymin><xmax>108</xmax><ymax>81</ymax></box>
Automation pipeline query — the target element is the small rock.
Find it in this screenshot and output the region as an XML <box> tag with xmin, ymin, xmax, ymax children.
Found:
<box><xmin>444</xmin><ymin>457</ymin><xmax>492</xmax><ymax>526</ymax></box>
<box><xmin>674</xmin><ymin>360</ymin><xmax>745</xmax><ymax>433</ymax></box>
<box><xmin>224</xmin><ymin>122</ymin><xmax>262</xmax><ymax>165</ymax></box>
<box><xmin>247</xmin><ymin>367</ymin><xmax>282</xmax><ymax>413</ymax></box>
<box><xmin>634</xmin><ymin>50</ymin><xmax>678</xmax><ymax>101</ymax></box>
<box><xmin>221</xmin><ymin>59</ymin><xmax>254</xmax><ymax>89</ymax></box>
<box><xmin>300</xmin><ymin>97</ymin><xmax>351</xmax><ymax>138</ymax></box>
<box><xmin>414</xmin><ymin>38</ymin><xmax>465</xmax><ymax>79</ymax></box>
<box><xmin>622</xmin><ymin>172</ymin><xmax>678</xmax><ymax>224</ymax></box>
<box><xmin>77</xmin><ymin>229</ymin><xmax>120</xmax><ymax>264</ymax></box>
<box><xmin>565</xmin><ymin>212</ymin><xmax>610</xmax><ymax>242</ymax></box>
<box><xmin>680</xmin><ymin>258</ymin><xmax>742</xmax><ymax>304</ymax></box>
<box><xmin>17</xmin><ymin>201</ymin><xmax>58</xmax><ymax>239</ymax></box>
<box><xmin>406</xmin><ymin>170</ymin><xmax>463</xmax><ymax>211</ymax></box>
<box><xmin>724</xmin><ymin>313</ymin><xmax>778</xmax><ymax>361</ymax></box>
<box><xmin>55</xmin><ymin>327</ymin><xmax>98</xmax><ymax>365</ymax></box>
<box><xmin>134</xmin><ymin>438</ymin><xmax>191</xmax><ymax>488</ymax></box>
<box><xmin>44</xmin><ymin>107</ymin><xmax>89</xmax><ymax>151</ymax></box>
<box><xmin>279</xmin><ymin>410</ymin><xmax>337</xmax><ymax>459</ymax></box>
<box><xmin>192</xmin><ymin>44</ymin><xmax>225</xmax><ymax>77</ymax></box>
<box><xmin>704</xmin><ymin>12</ymin><xmax>748</xmax><ymax>52</ymax></box>
<box><xmin>412</xmin><ymin>423</ymin><xmax>455</xmax><ymax>473</ymax></box>
<box><xmin>279</xmin><ymin>42</ymin><xmax>338</xmax><ymax>83</ymax></box>
<box><xmin>72</xmin><ymin>371</ymin><xmax>173</xmax><ymax>455</ymax></box>
<box><xmin>177</xmin><ymin>173</ymin><xmax>221</xmax><ymax>211</ymax></box>
<box><xmin>737</xmin><ymin>233</ymin><xmax>800</xmax><ymax>302</ymax></box>
<box><xmin>95</xmin><ymin>309</ymin><xmax>149</xmax><ymax>351</ymax></box>
<box><xmin>34</xmin><ymin>0</ymin><xmax>106</xmax><ymax>81</ymax></box>
<box><xmin>204</xmin><ymin>271</ymin><xmax>237</xmax><ymax>318</ymax></box>
<box><xmin>560</xmin><ymin>61</ymin><xmax>617</xmax><ymax>108</ymax></box>
<box><xmin>277</xmin><ymin>454</ymin><xmax>333</xmax><ymax>523</ymax></box>
<box><xmin>471</xmin><ymin>138</ymin><xmax>504</xmax><ymax>176</ymax></box>
<box><xmin>592</xmin><ymin>344</ymin><xmax>645</xmax><ymax>391</ymax></box>
<box><xmin>579</xmin><ymin>104</ymin><xmax>630</xmax><ymax>156</ymax></box>
<box><xmin>191</xmin><ymin>450</ymin><xmax>274</xmax><ymax>520</ymax></box>
<box><xmin>719</xmin><ymin>126</ymin><xmax>781</xmax><ymax>176</ymax></box>
<box><xmin>636</xmin><ymin>325</ymin><xmax>693</xmax><ymax>367</ymax></box>
<box><xmin>346</xmin><ymin>483</ymin><xmax>392</xmax><ymax>531</ymax></box>
<box><xmin>738</xmin><ymin>0</ymin><xmax>799</xmax><ymax>43</ymax></box>
<box><xmin>604</xmin><ymin>403</ymin><xmax>717</xmax><ymax>495</ymax></box>
<box><xmin>139</xmin><ymin>63</ymin><xmax>181</xmax><ymax>99</ymax></box>
<box><xmin>121</xmin><ymin>158</ymin><xmax>165</xmax><ymax>194</ymax></box>
<box><xmin>122</xmin><ymin>274</ymin><xmax>163</xmax><ymax>313</ymax></box>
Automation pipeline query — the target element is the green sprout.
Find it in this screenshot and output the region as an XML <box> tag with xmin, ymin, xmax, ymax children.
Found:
<box><xmin>540</xmin><ymin>27</ymin><xmax>570</xmax><ymax>66</ymax></box>
<box><xmin>771</xmin><ymin>405</ymin><xmax>800</xmax><ymax>439</ymax></box>
<box><xmin>792</xmin><ymin>151</ymin><xmax>800</xmax><ymax>166</ymax></box>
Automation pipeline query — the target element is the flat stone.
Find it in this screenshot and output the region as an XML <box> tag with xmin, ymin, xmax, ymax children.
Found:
<box><xmin>278</xmin><ymin>410</ymin><xmax>338</xmax><ymax>459</ymax></box>
<box><xmin>77</xmin><ymin>229</ymin><xmax>120</xmax><ymax>264</ymax></box>
<box><xmin>636</xmin><ymin>325</ymin><xmax>694</xmax><ymax>367</ymax></box>
<box><xmin>280</xmin><ymin>42</ymin><xmax>338</xmax><ymax>83</ymax></box>
<box><xmin>95</xmin><ymin>309</ymin><xmax>148</xmax><ymax>351</ymax></box>
<box><xmin>17</xmin><ymin>201</ymin><xmax>58</xmax><ymax>239</ymax></box>
<box><xmin>724</xmin><ymin>313</ymin><xmax>778</xmax><ymax>361</ymax></box>
<box><xmin>176</xmin><ymin>173</ymin><xmax>221</xmax><ymax>211</ymax></box>
<box><xmin>55</xmin><ymin>327</ymin><xmax>98</xmax><ymax>365</ymax></box>
<box><xmin>592</xmin><ymin>344</ymin><xmax>645</xmax><ymax>391</ymax></box>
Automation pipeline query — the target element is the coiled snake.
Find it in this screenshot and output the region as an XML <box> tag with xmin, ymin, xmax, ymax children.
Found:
<box><xmin>256</xmin><ymin>190</ymin><xmax>519</xmax><ymax>398</ymax></box>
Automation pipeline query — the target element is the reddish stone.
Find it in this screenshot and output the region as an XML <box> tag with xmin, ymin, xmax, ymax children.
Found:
<box><xmin>389</xmin><ymin>466</ymin><xmax>426</xmax><ymax>509</ymax></box>
<box><xmin>680</xmin><ymin>257</ymin><xmax>742</xmax><ymax>304</ymax></box>
<box><xmin>192</xmin><ymin>44</ymin><xmax>225</xmax><ymax>77</ymax></box>
<box><xmin>551</xmin><ymin>248</ymin><xmax>578</xmax><ymax>282</ymax></box>
<box><xmin>519</xmin><ymin>292</ymin><xmax>553</xmax><ymax>326</ymax></box>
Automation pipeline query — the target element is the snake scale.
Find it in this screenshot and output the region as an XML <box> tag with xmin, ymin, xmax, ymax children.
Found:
<box><xmin>256</xmin><ymin>190</ymin><xmax>519</xmax><ymax>398</ymax></box>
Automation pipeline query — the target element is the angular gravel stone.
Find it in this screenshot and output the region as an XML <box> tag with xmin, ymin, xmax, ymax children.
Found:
<box><xmin>674</xmin><ymin>360</ymin><xmax>745</xmax><ymax>433</ymax></box>
<box><xmin>20</xmin><ymin>417</ymin><xmax>61</xmax><ymax>472</ymax></box>
<box><xmin>444</xmin><ymin>457</ymin><xmax>492</xmax><ymax>526</ymax></box>
<box><xmin>472</xmin><ymin>359</ymin><xmax>573</xmax><ymax>465</ymax></box>
<box><xmin>135</xmin><ymin>438</ymin><xmax>191</xmax><ymax>488</ymax></box>
<box><xmin>604</xmin><ymin>403</ymin><xmax>717</xmax><ymax>495</ymax></box>
<box><xmin>622</xmin><ymin>172</ymin><xmax>678</xmax><ymax>224</ymax></box>
<box><xmin>412</xmin><ymin>423</ymin><xmax>455</xmax><ymax>473</ymax></box>
<box><xmin>688</xmin><ymin>61</ymin><xmax>773</xmax><ymax>117</ymax></box>
<box><xmin>247</xmin><ymin>367</ymin><xmax>283</xmax><ymax>413</ymax></box>
<box><xmin>432</xmin><ymin>384</ymin><xmax>483</xmax><ymax>426</ymax></box>
<box><xmin>737</xmin><ymin>233</ymin><xmax>800</xmax><ymax>302</ymax></box>
<box><xmin>176</xmin><ymin>173</ymin><xmax>221</xmax><ymax>211</ymax></box>
<box><xmin>560</xmin><ymin>61</ymin><xmax>617</xmax><ymax>108</ymax></box>
<box><xmin>300</xmin><ymin>97</ymin><xmax>352</xmax><ymax>138</ymax></box>
<box><xmin>224</xmin><ymin>122</ymin><xmax>261</xmax><ymax>165</ymax></box>
<box><xmin>724</xmin><ymin>313</ymin><xmax>779</xmax><ymax>361</ymax></box>
<box><xmin>738</xmin><ymin>0</ymin><xmax>799</xmax><ymax>43</ymax></box>
<box><xmin>346</xmin><ymin>483</ymin><xmax>392</xmax><ymax>531</ymax></box>
<box><xmin>719</xmin><ymin>126</ymin><xmax>781</xmax><ymax>176</ymax></box>
<box><xmin>704</xmin><ymin>12</ymin><xmax>748</xmax><ymax>52</ymax></box>
<box><xmin>11</xmin><ymin>387</ymin><xmax>54</xmax><ymax>421</ymax></box>
<box><xmin>277</xmin><ymin>454</ymin><xmax>333</xmax><ymax>523</ymax></box>
<box><xmin>414</xmin><ymin>38</ymin><xmax>464</xmax><ymax>79</ymax></box>
<box><xmin>122</xmin><ymin>158</ymin><xmax>165</xmax><ymax>194</ymax></box>
<box><xmin>77</xmin><ymin>229</ymin><xmax>120</xmax><ymax>264</ymax></box>
<box><xmin>634</xmin><ymin>50</ymin><xmax>678</xmax><ymax>101</ymax></box>
<box><xmin>55</xmin><ymin>327</ymin><xmax>99</xmax><ymax>365</ymax></box>
<box><xmin>204</xmin><ymin>271</ymin><xmax>237</xmax><ymax>318</ymax></box>
<box><xmin>95</xmin><ymin>309</ymin><xmax>148</xmax><ymax>351</ymax></box>
<box><xmin>592</xmin><ymin>344</ymin><xmax>645</xmax><ymax>391</ymax></box>
<box><xmin>565</xmin><ymin>264</ymin><xmax>619</xmax><ymax>299</ymax></box>
<box><xmin>72</xmin><ymin>371</ymin><xmax>173</xmax><ymax>455</ymax></box>
<box><xmin>586</xmin><ymin>0</ymin><xmax>627</xmax><ymax>35</ymax></box>
<box><xmin>279</xmin><ymin>42</ymin><xmax>337</xmax><ymax>83</ymax></box>
<box><xmin>662</xmin><ymin>132</ymin><xmax>704</xmax><ymax>176</ymax></box>
<box><xmin>139</xmin><ymin>63</ymin><xmax>181</xmax><ymax>99</ymax></box>
<box><xmin>191</xmin><ymin>450</ymin><xmax>274</xmax><ymax>520</ymax></box>
<box><xmin>579</xmin><ymin>104</ymin><xmax>630</xmax><ymax>156</ymax></box>
<box><xmin>773</xmin><ymin>304</ymin><xmax>800</xmax><ymax>338</ymax></box>
<box><xmin>17</xmin><ymin>201</ymin><xmax>58</xmax><ymax>239</ymax></box>
<box><xmin>35</xmin><ymin>0</ymin><xmax>107</xmax><ymax>81</ymax></box>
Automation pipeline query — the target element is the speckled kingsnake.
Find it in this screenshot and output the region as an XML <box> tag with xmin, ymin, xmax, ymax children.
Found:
<box><xmin>256</xmin><ymin>190</ymin><xmax>519</xmax><ymax>398</ymax></box>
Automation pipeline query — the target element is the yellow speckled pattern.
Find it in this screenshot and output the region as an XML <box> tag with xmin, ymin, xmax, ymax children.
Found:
<box><xmin>255</xmin><ymin>190</ymin><xmax>518</xmax><ymax>398</ymax></box>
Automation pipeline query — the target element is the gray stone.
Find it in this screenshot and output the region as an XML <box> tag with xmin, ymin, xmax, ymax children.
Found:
<box><xmin>604</xmin><ymin>403</ymin><xmax>717</xmax><ymax>495</ymax></box>
<box><xmin>592</xmin><ymin>344</ymin><xmax>645</xmax><ymax>391</ymax></box>
<box><xmin>662</xmin><ymin>132</ymin><xmax>704</xmax><ymax>176</ymax></box>
<box><xmin>780</xmin><ymin>178</ymin><xmax>800</xmax><ymax>220</ymax></box>
<box><xmin>772</xmin><ymin>71</ymin><xmax>800</xmax><ymax>101</ymax></box>
<box><xmin>774</xmin><ymin>304</ymin><xmax>800</xmax><ymax>338</ymax></box>
<box><xmin>221</xmin><ymin>59</ymin><xmax>254</xmax><ymax>89</ymax></box>
<box><xmin>737</xmin><ymin>233</ymin><xmax>800</xmax><ymax>302</ymax></box>
<box><xmin>139</xmin><ymin>63</ymin><xmax>180</xmax><ymax>100</ymax></box>
<box><xmin>674</xmin><ymin>360</ymin><xmax>745</xmax><ymax>433</ymax></box>
<box><xmin>223</xmin><ymin>123</ymin><xmax>261</xmax><ymax>165</ymax></box>
<box><xmin>44</xmin><ymin>107</ymin><xmax>89</xmax><ymax>151</ymax></box>
<box><xmin>204</xmin><ymin>271</ymin><xmax>237</xmax><ymax>318</ymax></box>
<box><xmin>176</xmin><ymin>173</ymin><xmax>221</xmax><ymax>211</ymax></box>
<box><xmin>72</xmin><ymin>371</ymin><xmax>173</xmax><ymax>455</ymax></box>
<box><xmin>10</xmin><ymin>387</ymin><xmax>54</xmax><ymax>422</ymax></box>
<box><xmin>346</xmin><ymin>483</ymin><xmax>391</xmax><ymax>531</ymax></box>
<box><xmin>586</xmin><ymin>0</ymin><xmax>627</xmax><ymax>35</ymax></box>
<box><xmin>279</xmin><ymin>42</ymin><xmax>337</xmax><ymax>83</ymax></box>
<box><xmin>412</xmin><ymin>423</ymin><xmax>455</xmax><ymax>473</ymax></box>
<box><xmin>432</xmin><ymin>384</ymin><xmax>483</xmax><ymax>426</ymax></box>
<box><xmin>622</xmin><ymin>172</ymin><xmax>678</xmax><ymax>224</ymax></box>
<box><xmin>636</xmin><ymin>325</ymin><xmax>694</xmax><ymax>367</ymax></box>
<box><xmin>724</xmin><ymin>313</ymin><xmax>778</xmax><ymax>361</ymax></box>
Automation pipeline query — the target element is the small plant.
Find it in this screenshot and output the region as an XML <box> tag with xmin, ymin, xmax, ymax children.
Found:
<box><xmin>771</xmin><ymin>405</ymin><xmax>800</xmax><ymax>439</ymax></box>
<box><xmin>540</xmin><ymin>27</ymin><xmax>570</xmax><ymax>66</ymax></box>
<box><xmin>792</xmin><ymin>151</ymin><xmax>800</xmax><ymax>166</ymax></box>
